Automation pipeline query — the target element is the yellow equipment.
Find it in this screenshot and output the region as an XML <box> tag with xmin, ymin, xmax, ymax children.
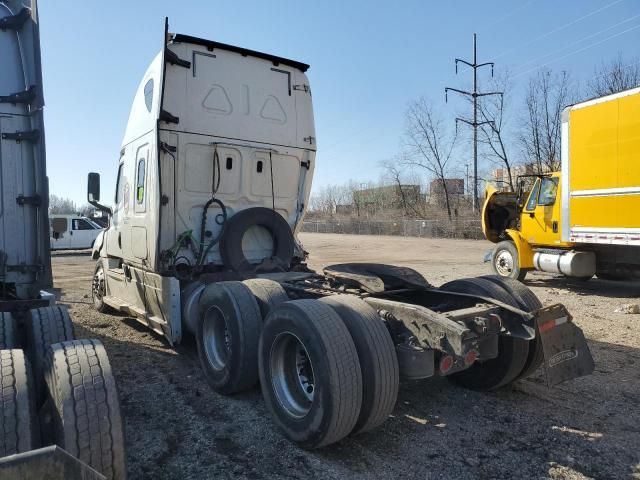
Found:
<box><xmin>482</xmin><ymin>87</ymin><xmax>640</xmax><ymax>281</ymax></box>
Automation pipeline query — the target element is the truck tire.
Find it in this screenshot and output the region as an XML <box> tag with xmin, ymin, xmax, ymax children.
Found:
<box><xmin>0</xmin><ymin>312</ymin><xmax>18</xmax><ymax>349</ymax></box>
<box><xmin>319</xmin><ymin>295</ymin><xmax>399</xmax><ymax>435</ymax></box>
<box><xmin>0</xmin><ymin>349</ymin><xmax>39</xmax><ymax>456</ymax></box>
<box><xmin>92</xmin><ymin>260</ymin><xmax>112</xmax><ymax>313</ymax></box>
<box><xmin>197</xmin><ymin>281</ymin><xmax>262</xmax><ymax>394</ymax></box>
<box><xmin>259</xmin><ymin>299</ymin><xmax>362</xmax><ymax>448</ymax></box>
<box><xmin>43</xmin><ymin>339</ymin><xmax>126</xmax><ymax>480</ymax></box>
<box><xmin>26</xmin><ymin>306</ymin><xmax>75</xmax><ymax>400</ymax></box>
<box><xmin>242</xmin><ymin>278</ymin><xmax>289</xmax><ymax>320</ymax></box>
<box><xmin>491</xmin><ymin>241</ymin><xmax>527</xmax><ymax>281</ymax></box>
<box><xmin>439</xmin><ymin>278</ymin><xmax>529</xmax><ymax>390</ymax></box>
<box><xmin>480</xmin><ymin>276</ymin><xmax>545</xmax><ymax>380</ymax></box>
<box><xmin>219</xmin><ymin>207</ymin><xmax>295</xmax><ymax>272</ymax></box>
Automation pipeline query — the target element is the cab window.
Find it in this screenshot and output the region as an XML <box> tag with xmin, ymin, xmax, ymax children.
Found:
<box><xmin>136</xmin><ymin>158</ymin><xmax>145</xmax><ymax>204</ymax></box>
<box><xmin>525</xmin><ymin>179</ymin><xmax>540</xmax><ymax>211</ymax></box>
<box><xmin>72</xmin><ymin>219</ymin><xmax>94</xmax><ymax>230</ymax></box>
<box><xmin>537</xmin><ymin>177</ymin><xmax>558</xmax><ymax>206</ymax></box>
<box><xmin>115</xmin><ymin>163</ymin><xmax>125</xmax><ymax>205</ymax></box>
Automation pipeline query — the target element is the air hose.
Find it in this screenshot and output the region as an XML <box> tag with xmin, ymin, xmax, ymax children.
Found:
<box><xmin>196</xmin><ymin>145</ymin><xmax>227</xmax><ymax>266</ymax></box>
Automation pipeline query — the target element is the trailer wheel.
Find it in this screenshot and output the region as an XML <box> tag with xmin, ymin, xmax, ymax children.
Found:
<box><xmin>242</xmin><ymin>278</ymin><xmax>289</xmax><ymax>320</ymax></box>
<box><xmin>0</xmin><ymin>349</ymin><xmax>39</xmax><ymax>456</ymax></box>
<box><xmin>197</xmin><ymin>281</ymin><xmax>262</xmax><ymax>394</ymax></box>
<box><xmin>491</xmin><ymin>241</ymin><xmax>527</xmax><ymax>281</ymax></box>
<box><xmin>25</xmin><ymin>306</ymin><xmax>75</xmax><ymax>400</ymax></box>
<box><xmin>319</xmin><ymin>295</ymin><xmax>399</xmax><ymax>435</ymax></box>
<box><xmin>480</xmin><ymin>276</ymin><xmax>545</xmax><ymax>380</ymax></box>
<box><xmin>439</xmin><ymin>278</ymin><xmax>529</xmax><ymax>390</ymax></box>
<box><xmin>0</xmin><ymin>312</ymin><xmax>18</xmax><ymax>349</ymax></box>
<box><xmin>259</xmin><ymin>299</ymin><xmax>362</xmax><ymax>448</ymax></box>
<box><xmin>92</xmin><ymin>260</ymin><xmax>112</xmax><ymax>313</ymax></box>
<box><xmin>43</xmin><ymin>339</ymin><xmax>126</xmax><ymax>480</ymax></box>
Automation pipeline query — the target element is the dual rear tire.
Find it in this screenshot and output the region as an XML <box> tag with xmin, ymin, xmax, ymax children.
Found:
<box><xmin>196</xmin><ymin>281</ymin><xmax>399</xmax><ymax>448</ymax></box>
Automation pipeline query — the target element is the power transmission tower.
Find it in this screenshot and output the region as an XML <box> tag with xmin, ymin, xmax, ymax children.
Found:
<box><xmin>445</xmin><ymin>33</ymin><xmax>503</xmax><ymax>212</ymax></box>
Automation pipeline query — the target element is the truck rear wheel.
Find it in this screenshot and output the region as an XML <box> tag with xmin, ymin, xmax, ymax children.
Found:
<box><xmin>439</xmin><ymin>277</ymin><xmax>529</xmax><ymax>390</ymax></box>
<box><xmin>319</xmin><ymin>295</ymin><xmax>399</xmax><ymax>435</ymax></box>
<box><xmin>491</xmin><ymin>241</ymin><xmax>527</xmax><ymax>281</ymax></box>
<box><xmin>0</xmin><ymin>312</ymin><xmax>18</xmax><ymax>349</ymax></box>
<box><xmin>197</xmin><ymin>281</ymin><xmax>262</xmax><ymax>394</ymax></box>
<box><xmin>25</xmin><ymin>306</ymin><xmax>75</xmax><ymax>400</ymax></box>
<box><xmin>0</xmin><ymin>349</ymin><xmax>39</xmax><ymax>456</ymax></box>
<box><xmin>242</xmin><ymin>278</ymin><xmax>289</xmax><ymax>320</ymax></box>
<box><xmin>43</xmin><ymin>339</ymin><xmax>126</xmax><ymax>480</ymax></box>
<box><xmin>259</xmin><ymin>299</ymin><xmax>362</xmax><ymax>449</ymax></box>
<box><xmin>480</xmin><ymin>276</ymin><xmax>544</xmax><ymax>380</ymax></box>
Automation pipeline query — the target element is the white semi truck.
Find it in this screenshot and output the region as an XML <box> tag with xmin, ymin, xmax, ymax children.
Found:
<box><xmin>0</xmin><ymin>2</ymin><xmax>125</xmax><ymax>479</ymax></box>
<box><xmin>87</xmin><ymin>20</ymin><xmax>595</xmax><ymax>449</ymax></box>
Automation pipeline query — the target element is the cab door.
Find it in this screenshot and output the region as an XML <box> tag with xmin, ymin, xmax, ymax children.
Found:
<box><xmin>520</xmin><ymin>176</ymin><xmax>562</xmax><ymax>246</ymax></box>
<box><xmin>70</xmin><ymin>218</ymin><xmax>98</xmax><ymax>249</ymax></box>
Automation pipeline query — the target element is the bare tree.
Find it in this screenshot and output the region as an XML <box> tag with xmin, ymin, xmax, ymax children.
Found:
<box><xmin>49</xmin><ymin>194</ymin><xmax>77</xmax><ymax>214</ymax></box>
<box><xmin>520</xmin><ymin>69</ymin><xmax>571</xmax><ymax>173</ymax></box>
<box><xmin>403</xmin><ymin>97</ymin><xmax>457</xmax><ymax>220</ymax></box>
<box><xmin>380</xmin><ymin>159</ymin><xmax>423</xmax><ymax>218</ymax></box>
<box><xmin>476</xmin><ymin>74</ymin><xmax>516</xmax><ymax>191</ymax></box>
<box><xmin>588</xmin><ymin>54</ymin><xmax>640</xmax><ymax>97</ymax></box>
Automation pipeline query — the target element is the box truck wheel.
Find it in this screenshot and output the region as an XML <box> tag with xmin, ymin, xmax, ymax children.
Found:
<box><xmin>197</xmin><ymin>281</ymin><xmax>262</xmax><ymax>394</ymax></box>
<box><xmin>242</xmin><ymin>278</ymin><xmax>289</xmax><ymax>320</ymax></box>
<box><xmin>491</xmin><ymin>241</ymin><xmax>527</xmax><ymax>281</ymax></box>
<box><xmin>25</xmin><ymin>306</ymin><xmax>75</xmax><ymax>402</ymax></box>
<box><xmin>42</xmin><ymin>339</ymin><xmax>126</xmax><ymax>480</ymax></box>
<box><xmin>319</xmin><ymin>295</ymin><xmax>399</xmax><ymax>435</ymax></box>
<box><xmin>0</xmin><ymin>349</ymin><xmax>39</xmax><ymax>456</ymax></box>
<box><xmin>439</xmin><ymin>278</ymin><xmax>529</xmax><ymax>390</ymax></box>
<box><xmin>259</xmin><ymin>299</ymin><xmax>362</xmax><ymax>449</ymax></box>
<box><xmin>480</xmin><ymin>275</ymin><xmax>544</xmax><ymax>380</ymax></box>
<box><xmin>92</xmin><ymin>260</ymin><xmax>112</xmax><ymax>313</ymax></box>
<box><xmin>0</xmin><ymin>312</ymin><xmax>19</xmax><ymax>349</ymax></box>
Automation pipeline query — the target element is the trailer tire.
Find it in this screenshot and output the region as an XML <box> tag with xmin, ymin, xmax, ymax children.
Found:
<box><xmin>92</xmin><ymin>260</ymin><xmax>112</xmax><ymax>313</ymax></box>
<box><xmin>0</xmin><ymin>312</ymin><xmax>18</xmax><ymax>349</ymax></box>
<box><xmin>197</xmin><ymin>281</ymin><xmax>262</xmax><ymax>394</ymax></box>
<box><xmin>26</xmin><ymin>306</ymin><xmax>75</xmax><ymax>401</ymax></box>
<box><xmin>219</xmin><ymin>207</ymin><xmax>295</xmax><ymax>272</ymax></box>
<box><xmin>480</xmin><ymin>275</ymin><xmax>545</xmax><ymax>380</ymax></box>
<box><xmin>439</xmin><ymin>278</ymin><xmax>529</xmax><ymax>390</ymax></box>
<box><xmin>491</xmin><ymin>241</ymin><xmax>527</xmax><ymax>281</ymax></box>
<box><xmin>242</xmin><ymin>278</ymin><xmax>289</xmax><ymax>320</ymax></box>
<box><xmin>259</xmin><ymin>300</ymin><xmax>362</xmax><ymax>448</ymax></box>
<box><xmin>319</xmin><ymin>295</ymin><xmax>399</xmax><ymax>435</ymax></box>
<box><xmin>43</xmin><ymin>339</ymin><xmax>126</xmax><ymax>480</ymax></box>
<box><xmin>0</xmin><ymin>349</ymin><xmax>39</xmax><ymax>456</ymax></box>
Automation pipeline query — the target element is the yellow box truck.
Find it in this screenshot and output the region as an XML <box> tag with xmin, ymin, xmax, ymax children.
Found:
<box><xmin>482</xmin><ymin>86</ymin><xmax>640</xmax><ymax>281</ymax></box>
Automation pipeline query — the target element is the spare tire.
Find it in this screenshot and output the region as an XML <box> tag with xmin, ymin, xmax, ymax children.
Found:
<box><xmin>219</xmin><ymin>207</ymin><xmax>294</xmax><ymax>272</ymax></box>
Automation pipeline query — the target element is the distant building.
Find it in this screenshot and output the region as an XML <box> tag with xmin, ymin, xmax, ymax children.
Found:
<box><xmin>429</xmin><ymin>178</ymin><xmax>464</xmax><ymax>196</ymax></box>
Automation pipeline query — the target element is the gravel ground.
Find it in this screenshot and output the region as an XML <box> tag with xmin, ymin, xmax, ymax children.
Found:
<box><xmin>52</xmin><ymin>234</ymin><xmax>640</xmax><ymax>480</ymax></box>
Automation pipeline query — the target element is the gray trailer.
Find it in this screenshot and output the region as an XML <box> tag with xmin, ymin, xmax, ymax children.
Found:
<box><xmin>0</xmin><ymin>2</ymin><xmax>125</xmax><ymax>478</ymax></box>
<box><xmin>87</xmin><ymin>20</ymin><xmax>595</xmax><ymax>450</ymax></box>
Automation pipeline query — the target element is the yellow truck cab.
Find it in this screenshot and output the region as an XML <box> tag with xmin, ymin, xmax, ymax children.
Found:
<box><xmin>483</xmin><ymin>86</ymin><xmax>640</xmax><ymax>281</ymax></box>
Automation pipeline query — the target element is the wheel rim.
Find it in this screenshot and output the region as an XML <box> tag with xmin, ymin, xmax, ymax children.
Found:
<box><xmin>202</xmin><ymin>307</ymin><xmax>231</xmax><ymax>371</ymax></box>
<box><xmin>495</xmin><ymin>250</ymin><xmax>514</xmax><ymax>277</ymax></box>
<box><xmin>92</xmin><ymin>267</ymin><xmax>105</xmax><ymax>303</ymax></box>
<box><xmin>270</xmin><ymin>332</ymin><xmax>315</xmax><ymax>419</ymax></box>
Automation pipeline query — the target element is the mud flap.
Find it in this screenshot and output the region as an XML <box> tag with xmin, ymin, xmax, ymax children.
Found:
<box><xmin>535</xmin><ymin>304</ymin><xmax>595</xmax><ymax>386</ymax></box>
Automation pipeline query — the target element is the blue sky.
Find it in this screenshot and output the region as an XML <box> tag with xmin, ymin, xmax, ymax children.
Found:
<box><xmin>38</xmin><ymin>0</ymin><xmax>640</xmax><ymax>206</ymax></box>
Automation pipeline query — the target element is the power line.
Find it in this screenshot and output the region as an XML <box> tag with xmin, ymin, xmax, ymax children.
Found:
<box><xmin>510</xmin><ymin>14</ymin><xmax>640</xmax><ymax>74</ymax></box>
<box><xmin>445</xmin><ymin>34</ymin><xmax>503</xmax><ymax>213</ymax></box>
<box><xmin>492</xmin><ymin>0</ymin><xmax>627</xmax><ymax>61</ymax></box>
<box><xmin>512</xmin><ymin>22</ymin><xmax>640</xmax><ymax>79</ymax></box>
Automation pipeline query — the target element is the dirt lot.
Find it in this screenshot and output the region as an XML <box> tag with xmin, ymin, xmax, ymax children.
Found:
<box><xmin>52</xmin><ymin>233</ymin><xmax>640</xmax><ymax>480</ymax></box>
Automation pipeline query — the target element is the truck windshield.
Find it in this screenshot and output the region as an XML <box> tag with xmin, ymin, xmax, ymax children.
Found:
<box><xmin>525</xmin><ymin>179</ymin><xmax>540</xmax><ymax>211</ymax></box>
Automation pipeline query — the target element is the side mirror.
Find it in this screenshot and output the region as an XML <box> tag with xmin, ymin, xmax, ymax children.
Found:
<box><xmin>88</xmin><ymin>172</ymin><xmax>101</xmax><ymax>202</ymax></box>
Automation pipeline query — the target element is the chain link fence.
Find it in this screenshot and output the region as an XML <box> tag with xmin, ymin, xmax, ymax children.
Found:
<box><xmin>301</xmin><ymin>218</ymin><xmax>483</xmax><ymax>239</ymax></box>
